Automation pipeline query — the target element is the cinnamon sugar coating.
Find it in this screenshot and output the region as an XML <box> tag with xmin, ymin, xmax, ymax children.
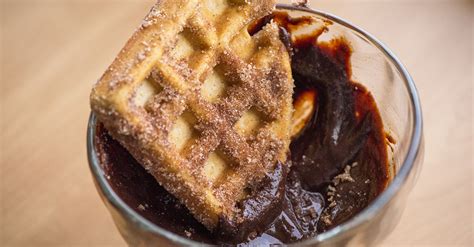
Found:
<box><xmin>90</xmin><ymin>0</ymin><xmax>293</xmax><ymax>230</ymax></box>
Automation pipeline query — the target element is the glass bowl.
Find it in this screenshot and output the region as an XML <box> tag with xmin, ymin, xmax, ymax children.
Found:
<box><xmin>87</xmin><ymin>4</ymin><xmax>423</xmax><ymax>246</ymax></box>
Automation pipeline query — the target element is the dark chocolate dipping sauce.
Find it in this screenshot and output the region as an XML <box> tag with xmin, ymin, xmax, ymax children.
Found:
<box><xmin>94</xmin><ymin>12</ymin><xmax>390</xmax><ymax>246</ymax></box>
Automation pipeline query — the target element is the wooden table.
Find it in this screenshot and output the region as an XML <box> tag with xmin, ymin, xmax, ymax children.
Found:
<box><xmin>1</xmin><ymin>0</ymin><xmax>472</xmax><ymax>246</ymax></box>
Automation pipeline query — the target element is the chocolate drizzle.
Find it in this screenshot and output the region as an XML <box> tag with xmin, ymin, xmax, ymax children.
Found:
<box><xmin>94</xmin><ymin>12</ymin><xmax>389</xmax><ymax>245</ymax></box>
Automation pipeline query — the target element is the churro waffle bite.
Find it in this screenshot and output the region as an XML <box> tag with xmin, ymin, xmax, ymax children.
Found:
<box><xmin>90</xmin><ymin>0</ymin><xmax>293</xmax><ymax>234</ymax></box>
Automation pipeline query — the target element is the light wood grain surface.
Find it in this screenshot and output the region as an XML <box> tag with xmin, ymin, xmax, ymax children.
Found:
<box><xmin>1</xmin><ymin>0</ymin><xmax>472</xmax><ymax>246</ymax></box>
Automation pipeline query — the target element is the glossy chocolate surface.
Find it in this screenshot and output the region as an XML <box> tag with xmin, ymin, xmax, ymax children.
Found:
<box><xmin>94</xmin><ymin>12</ymin><xmax>389</xmax><ymax>245</ymax></box>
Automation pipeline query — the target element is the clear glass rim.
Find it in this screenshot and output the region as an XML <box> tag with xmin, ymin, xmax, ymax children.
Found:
<box><xmin>87</xmin><ymin>4</ymin><xmax>423</xmax><ymax>246</ymax></box>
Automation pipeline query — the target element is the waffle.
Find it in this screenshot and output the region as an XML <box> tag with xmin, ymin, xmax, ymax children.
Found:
<box><xmin>90</xmin><ymin>0</ymin><xmax>293</xmax><ymax>230</ymax></box>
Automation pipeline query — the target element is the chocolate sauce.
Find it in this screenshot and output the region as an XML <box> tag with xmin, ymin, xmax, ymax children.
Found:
<box><xmin>94</xmin><ymin>12</ymin><xmax>389</xmax><ymax>245</ymax></box>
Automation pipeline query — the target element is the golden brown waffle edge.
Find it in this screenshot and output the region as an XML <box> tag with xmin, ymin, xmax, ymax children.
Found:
<box><xmin>90</xmin><ymin>0</ymin><xmax>294</xmax><ymax>230</ymax></box>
